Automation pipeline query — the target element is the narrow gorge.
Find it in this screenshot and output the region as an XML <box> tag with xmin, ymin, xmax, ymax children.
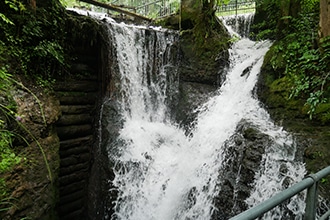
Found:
<box><xmin>1</xmin><ymin>2</ymin><xmax>329</xmax><ymax>220</ymax></box>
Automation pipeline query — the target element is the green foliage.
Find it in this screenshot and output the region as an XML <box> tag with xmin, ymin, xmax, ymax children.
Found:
<box><xmin>321</xmin><ymin>177</ymin><xmax>328</xmax><ymax>184</ymax></box>
<box><xmin>0</xmin><ymin>0</ymin><xmax>69</xmax><ymax>82</ymax></box>
<box><xmin>60</xmin><ymin>0</ymin><xmax>91</xmax><ymax>8</ymax></box>
<box><xmin>0</xmin><ymin>68</ymin><xmax>21</xmax><ymax>201</ymax></box>
<box><xmin>254</xmin><ymin>0</ymin><xmax>330</xmax><ymax>120</ymax></box>
<box><xmin>0</xmin><ymin>67</ymin><xmax>12</xmax><ymax>91</ymax></box>
<box><xmin>0</xmin><ymin>13</ymin><xmax>14</xmax><ymax>25</ymax></box>
<box><xmin>0</xmin><ymin>178</ymin><xmax>7</xmax><ymax>198</ymax></box>
<box><xmin>0</xmin><ymin>1</ymin><xmax>60</xmax><ymax>211</ymax></box>
<box><xmin>4</xmin><ymin>0</ymin><xmax>25</xmax><ymax>12</ymax></box>
<box><xmin>0</xmin><ymin>140</ymin><xmax>21</xmax><ymax>174</ymax></box>
<box><xmin>0</xmin><ymin>67</ymin><xmax>21</xmax><ymax>176</ymax></box>
<box><xmin>285</xmin><ymin>32</ymin><xmax>330</xmax><ymax>119</ymax></box>
<box><xmin>0</xmin><ymin>178</ymin><xmax>11</xmax><ymax>212</ymax></box>
<box><xmin>217</xmin><ymin>0</ymin><xmax>231</xmax><ymax>5</ymax></box>
<box><xmin>301</xmin><ymin>0</ymin><xmax>319</xmax><ymax>12</ymax></box>
<box><xmin>34</xmin><ymin>40</ymin><xmax>65</xmax><ymax>65</ymax></box>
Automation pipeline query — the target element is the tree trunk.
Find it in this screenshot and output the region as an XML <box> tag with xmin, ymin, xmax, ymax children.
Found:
<box><xmin>179</xmin><ymin>0</ymin><xmax>230</xmax><ymax>85</ymax></box>
<box><xmin>180</xmin><ymin>0</ymin><xmax>202</xmax><ymax>29</ymax></box>
<box><xmin>319</xmin><ymin>0</ymin><xmax>330</xmax><ymax>38</ymax></box>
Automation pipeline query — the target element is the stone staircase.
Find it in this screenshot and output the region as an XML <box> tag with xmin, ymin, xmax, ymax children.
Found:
<box><xmin>55</xmin><ymin>74</ymin><xmax>100</xmax><ymax>219</ymax></box>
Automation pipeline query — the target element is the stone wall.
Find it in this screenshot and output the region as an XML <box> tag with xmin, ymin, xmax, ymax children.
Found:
<box><xmin>54</xmin><ymin>11</ymin><xmax>105</xmax><ymax>220</ymax></box>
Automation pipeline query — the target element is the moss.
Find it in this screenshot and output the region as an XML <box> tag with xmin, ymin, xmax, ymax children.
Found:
<box><xmin>258</xmin><ymin>38</ymin><xmax>330</xmax><ymax>202</ymax></box>
<box><xmin>154</xmin><ymin>14</ymin><xmax>180</xmax><ymax>30</ymax></box>
<box><xmin>262</xmin><ymin>43</ymin><xmax>286</xmax><ymax>78</ymax></box>
<box><xmin>179</xmin><ymin>23</ymin><xmax>230</xmax><ymax>84</ymax></box>
<box><xmin>313</xmin><ymin>103</ymin><xmax>330</xmax><ymax>124</ymax></box>
<box><xmin>269</xmin><ymin>76</ymin><xmax>292</xmax><ymax>94</ymax></box>
<box><xmin>304</xmin><ymin>138</ymin><xmax>330</xmax><ymax>198</ymax></box>
<box><xmin>179</xmin><ymin>0</ymin><xmax>231</xmax><ymax>83</ymax></box>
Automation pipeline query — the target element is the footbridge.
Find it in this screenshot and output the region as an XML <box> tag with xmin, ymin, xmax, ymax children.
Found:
<box><xmin>78</xmin><ymin>0</ymin><xmax>255</xmax><ymax>20</ymax></box>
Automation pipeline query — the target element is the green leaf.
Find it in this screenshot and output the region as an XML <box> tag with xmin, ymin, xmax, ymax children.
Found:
<box><xmin>0</xmin><ymin>13</ymin><xmax>14</xmax><ymax>25</ymax></box>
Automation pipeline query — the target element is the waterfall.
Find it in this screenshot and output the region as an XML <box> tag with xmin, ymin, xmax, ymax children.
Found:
<box><xmin>105</xmin><ymin>18</ymin><xmax>306</xmax><ymax>220</ymax></box>
<box><xmin>69</xmin><ymin>9</ymin><xmax>307</xmax><ymax>219</ymax></box>
<box><xmin>222</xmin><ymin>13</ymin><xmax>255</xmax><ymax>38</ymax></box>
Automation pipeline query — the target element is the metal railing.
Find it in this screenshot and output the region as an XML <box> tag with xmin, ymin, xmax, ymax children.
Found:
<box><xmin>110</xmin><ymin>0</ymin><xmax>179</xmax><ymax>18</ymax></box>
<box><xmin>134</xmin><ymin>0</ymin><xmax>178</xmax><ymax>18</ymax></box>
<box><xmin>217</xmin><ymin>0</ymin><xmax>255</xmax><ymax>16</ymax></box>
<box><xmin>230</xmin><ymin>165</ymin><xmax>330</xmax><ymax>220</ymax></box>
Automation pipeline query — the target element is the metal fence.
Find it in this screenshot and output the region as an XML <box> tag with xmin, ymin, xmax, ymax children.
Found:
<box><xmin>86</xmin><ymin>0</ymin><xmax>255</xmax><ymax>19</ymax></box>
<box><xmin>217</xmin><ymin>0</ymin><xmax>256</xmax><ymax>16</ymax></box>
<box><xmin>114</xmin><ymin>0</ymin><xmax>256</xmax><ymax>18</ymax></box>
<box><xmin>230</xmin><ymin>165</ymin><xmax>330</xmax><ymax>220</ymax></box>
<box><xmin>110</xmin><ymin>0</ymin><xmax>179</xmax><ymax>18</ymax></box>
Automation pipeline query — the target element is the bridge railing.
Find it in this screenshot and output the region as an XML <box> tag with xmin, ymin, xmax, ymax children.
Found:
<box><xmin>134</xmin><ymin>0</ymin><xmax>178</xmax><ymax>18</ymax></box>
<box><xmin>217</xmin><ymin>0</ymin><xmax>255</xmax><ymax>16</ymax></box>
<box><xmin>229</xmin><ymin>165</ymin><xmax>330</xmax><ymax>220</ymax></box>
<box><xmin>109</xmin><ymin>0</ymin><xmax>179</xmax><ymax>18</ymax></box>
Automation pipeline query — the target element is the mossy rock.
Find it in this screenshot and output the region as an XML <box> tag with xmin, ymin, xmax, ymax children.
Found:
<box><xmin>179</xmin><ymin>23</ymin><xmax>230</xmax><ymax>85</ymax></box>
<box><xmin>155</xmin><ymin>14</ymin><xmax>180</xmax><ymax>30</ymax></box>
<box><xmin>302</xmin><ymin>103</ymin><xmax>330</xmax><ymax>125</ymax></box>
<box><xmin>257</xmin><ymin>40</ymin><xmax>330</xmax><ymax>202</ymax></box>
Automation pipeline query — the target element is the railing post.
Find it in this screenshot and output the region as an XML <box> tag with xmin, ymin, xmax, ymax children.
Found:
<box><xmin>304</xmin><ymin>176</ymin><xmax>318</xmax><ymax>220</ymax></box>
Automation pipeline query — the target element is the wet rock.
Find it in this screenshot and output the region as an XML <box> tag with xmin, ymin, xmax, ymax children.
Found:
<box><xmin>174</xmin><ymin>81</ymin><xmax>218</xmax><ymax>133</ymax></box>
<box><xmin>212</xmin><ymin>120</ymin><xmax>270</xmax><ymax>219</ymax></box>
<box><xmin>256</xmin><ymin>45</ymin><xmax>330</xmax><ymax>203</ymax></box>
<box><xmin>0</xmin><ymin>80</ymin><xmax>61</xmax><ymax>220</ymax></box>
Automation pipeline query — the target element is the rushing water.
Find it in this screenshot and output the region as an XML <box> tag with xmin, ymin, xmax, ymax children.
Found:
<box><xmin>69</xmin><ymin>9</ymin><xmax>307</xmax><ymax>219</ymax></box>
<box><xmin>104</xmin><ymin>16</ymin><xmax>306</xmax><ymax>220</ymax></box>
<box><xmin>222</xmin><ymin>13</ymin><xmax>255</xmax><ymax>38</ymax></box>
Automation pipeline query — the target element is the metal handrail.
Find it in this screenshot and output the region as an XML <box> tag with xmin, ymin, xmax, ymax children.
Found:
<box><xmin>109</xmin><ymin>0</ymin><xmax>178</xmax><ymax>18</ymax></box>
<box><xmin>217</xmin><ymin>0</ymin><xmax>255</xmax><ymax>16</ymax></box>
<box><xmin>229</xmin><ymin>166</ymin><xmax>330</xmax><ymax>220</ymax></box>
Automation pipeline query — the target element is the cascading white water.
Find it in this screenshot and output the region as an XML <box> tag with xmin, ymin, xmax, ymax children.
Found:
<box><xmin>69</xmin><ymin>9</ymin><xmax>307</xmax><ymax>219</ymax></box>
<box><xmin>105</xmin><ymin>17</ymin><xmax>307</xmax><ymax>220</ymax></box>
<box><xmin>222</xmin><ymin>13</ymin><xmax>255</xmax><ymax>38</ymax></box>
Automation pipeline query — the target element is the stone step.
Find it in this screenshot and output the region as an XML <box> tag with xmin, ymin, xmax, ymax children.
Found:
<box><xmin>54</xmin><ymin>81</ymin><xmax>99</xmax><ymax>92</ymax></box>
<box><xmin>57</xmin><ymin>92</ymin><xmax>97</xmax><ymax>105</ymax></box>
<box><xmin>59</xmin><ymin>136</ymin><xmax>93</xmax><ymax>149</ymax></box>
<box><xmin>60</xmin><ymin>105</ymin><xmax>94</xmax><ymax>114</ymax></box>
<box><xmin>70</xmin><ymin>62</ymin><xmax>98</xmax><ymax>75</ymax></box>
<box><xmin>60</xmin><ymin>152</ymin><xmax>90</xmax><ymax>167</ymax></box>
<box><xmin>57</xmin><ymin>199</ymin><xmax>84</xmax><ymax>217</ymax></box>
<box><xmin>57</xmin><ymin>114</ymin><xmax>92</xmax><ymax>126</ymax></box>
<box><xmin>60</xmin><ymin>180</ymin><xmax>86</xmax><ymax>195</ymax></box>
<box><xmin>57</xmin><ymin>124</ymin><xmax>93</xmax><ymax>140</ymax></box>
<box><xmin>59</xmin><ymin>161</ymin><xmax>89</xmax><ymax>176</ymax></box>
<box><xmin>57</xmin><ymin>209</ymin><xmax>84</xmax><ymax>220</ymax></box>
<box><xmin>60</xmin><ymin>144</ymin><xmax>90</xmax><ymax>158</ymax></box>
<box><xmin>59</xmin><ymin>189</ymin><xmax>86</xmax><ymax>206</ymax></box>
<box><xmin>59</xmin><ymin>171</ymin><xmax>88</xmax><ymax>186</ymax></box>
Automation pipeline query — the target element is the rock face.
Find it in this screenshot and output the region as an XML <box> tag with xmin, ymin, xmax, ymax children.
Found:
<box><xmin>0</xmin><ymin>77</ymin><xmax>61</xmax><ymax>220</ymax></box>
<box><xmin>174</xmin><ymin>81</ymin><xmax>218</xmax><ymax>132</ymax></box>
<box><xmin>211</xmin><ymin>120</ymin><xmax>268</xmax><ymax>219</ymax></box>
<box><xmin>91</xmin><ymin>99</ymin><xmax>123</xmax><ymax>220</ymax></box>
<box><xmin>179</xmin><ymin>0</ymin><xmax>230</xmax><ymax>85</ymax></box>
<box><xmin>179</xmin><ymin>27</ymin><xmax>230</xmax><ymax>85</ymax></box>
<box><xmin>55</xmin><ymin>75</ymin><xmax>100</xmax><ymax>219</ymax></box>
<box><xmin>256</xmin><ymin>46</ymin><xmax>330</xmax><ymax>204</ymax></box>
<box><xmin>53</xmin><ymin>11</ymin><xmax>105</xmax><ymax>220</ymax></box>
